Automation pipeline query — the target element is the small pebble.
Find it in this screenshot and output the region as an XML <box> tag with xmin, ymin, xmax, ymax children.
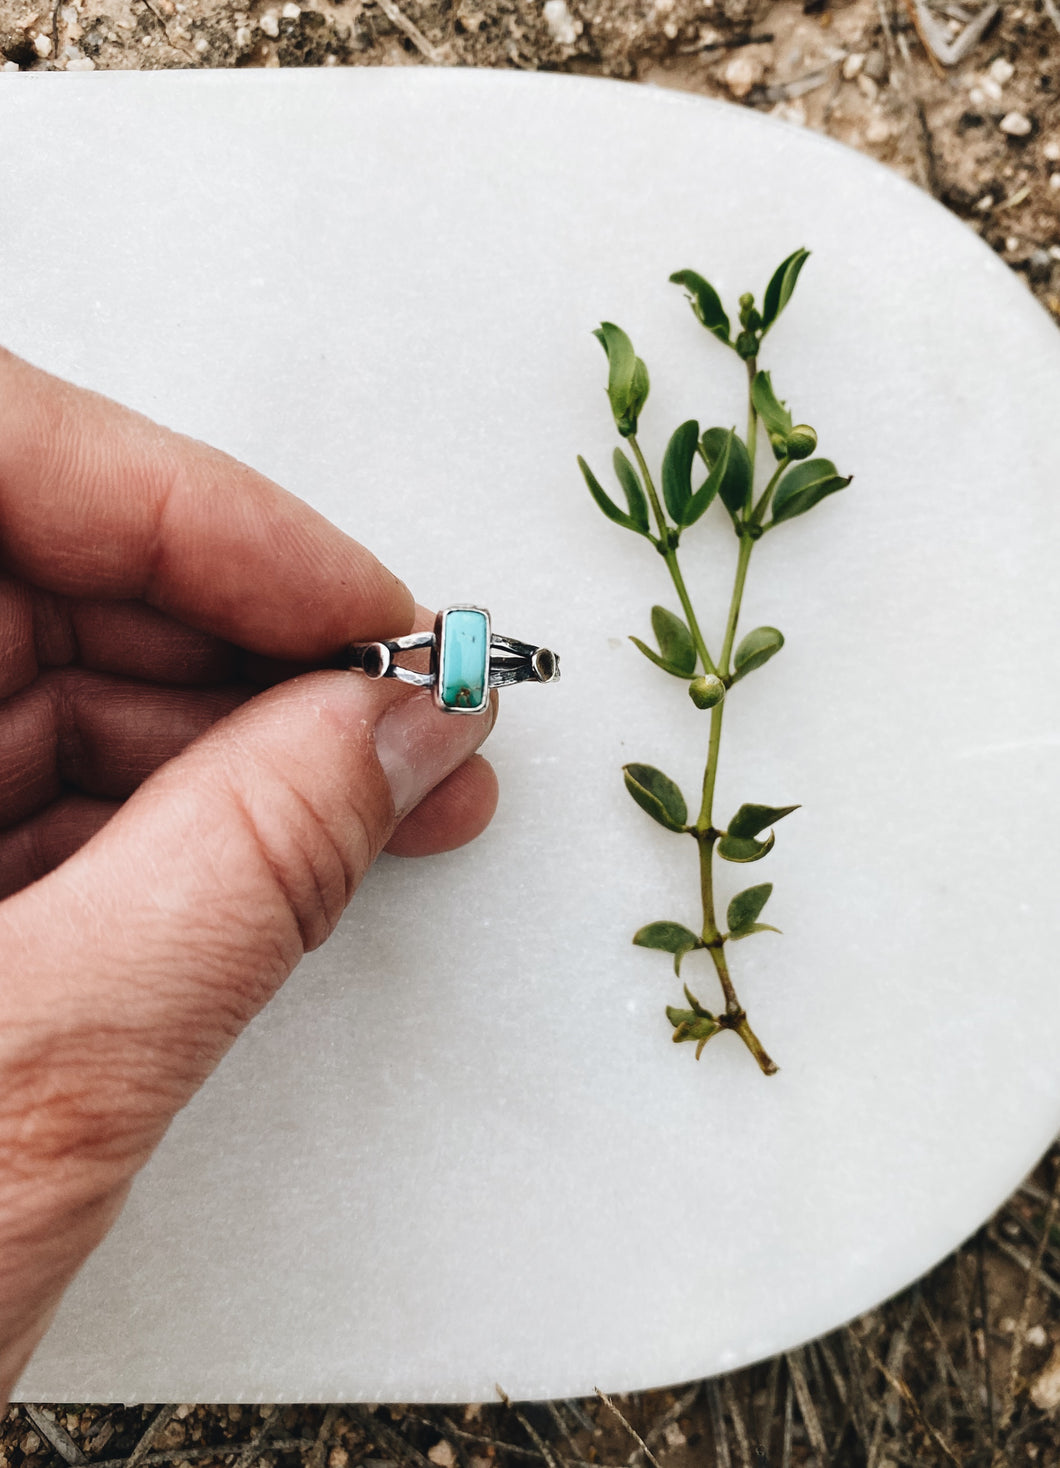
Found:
<box><xmin>856</xmin><ymin>72</ymin><xmax>878</xmax><ymax>101</ymax></box>
<box><xmin>260</xmin><ymin>9</ymin><xmax>279</xmax><ymax>35</ymax></box>
<box><xmin>175</xmin><ymin>1406</ymin><xmax>194</xmax><ymax>1421</ymax></box>
<box><xmin>975</xmin><ymin>193</ymin><xmax>994</xmax><ymax>210</ymax></box>
<box><xmin>66</xmin><ymin>52</ymin><xmax>94</xmax><ymax>66</ymax></box>
<box><xmin>1043</xmin><ymin>138</ymin><xmax>1060</xmax><ymax>161</ymax></box>
<box><xmin>723</xmin><ymin>52</ymin><xmax>762</xmax><ymax>98</ymax></box>
<box><xmin>2</xmin><ymin>59</ymin><xmax>19</xmax><ymax>69</ymax></box>
<box><xmin>194</xmin><ymin>34</ymin><xmax>208</xmax><ymax>50</ymax></box>
<box><xmin>865</xmin><ymin>116</ymin><xmax>891</xmax><ymax>143</ymax></box>
<box><xmin>327</xmin><ymin>1449</ymin><xmax>348</xmax><ymax>1468</ymax></box>
<box><xmin>862</xmin><ymin>48</ymin><xmax>887</xmax><ymax>80</ymax></box>
<box><xmin>999</xmin><ymin>111</ymin><xmax>1032</xmax><ymax>136</ymax></box>
<box><xmin>1050</xmin><ymin>174</ymin><xmax>1060</xmax><ymax>190</ymax></box>
<box><xmin>235</xmin><ymin>24</ymin><xmax>252</xmax><ymax>44</ymax></box>
<box><xmin>989</xmin><ymin>55</ymin><xmax>1014</xmax><ymax>85</ymax></box>
<box><xmin>1028</xmin><ymin>1323</ymin><xmax>1048</xmax><ymax>1347</ymax></box>
<box><xmin>1031</xmin><ymin>1345</ymin><xmax>1060</xmax><ymax>1410</ymax></box>
<box><xmin>968</xmin><ymin>86</ymin><xmax>985</xmax><ymax>106</ymax></box>
<box><xmin>33</xmin><ymin>31</ymin><xmax>52</xmax><ymax>55</ymax></box>
<box><xmin>543</xmin><ymin>0</ymin><xmax>579</xmax><ymax>45</ymax></box>
<box><xmin>663</xmin><ymin>1422</ymin><xmax>687</xmax><ymax>1449</ymax></box>
<box><xmin>1000</xmin><ymin>1315</ymin><xmax>1017</xmax><ymax>1333</ymax></box>
<box><xmin>427</xmin><ymin>1443</ymin><xmax>456</xmax><ymax>1468</ymax></box>
<box><xmin>281</xmin><ymin>2</ymin><xmax>300</xmax><ymax>17</ymax></box>
<box><xmin>1005</xmin><ymin>235</ymin><xmax>1021</xmax><ymax>252</ymax></box>
<box><xmin>980</xmin><ymin>76</ymin><xmax>1002</xmax><ymax>102</ymax></box>
<box><xmin>842</xmin><ymin>51</ymin><xmax>864</xmax><ymax>79</ymax></box>
<box><xmin>1049</xmin><ymin>244</ymin><xmax>1060</xmax><ymax>260</ymax></box>
<box><xmin>21</xmin><ymin>1437</ymin><xmax>41</xmax><ymax>1456</ymax></box>
<box><xmin>771</xmin><ymin>98</ymin><xmax>807</xmax><ymax>126</ymax></box>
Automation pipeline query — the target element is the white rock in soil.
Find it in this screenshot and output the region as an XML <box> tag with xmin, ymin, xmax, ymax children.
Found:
<box><xmin>1028</xmin><ymin>1323</ymin><xmax>1049</xmax><ymax>1346</ymax></box>
<box><xmin>1050</xmin><ymin>173</ymin><xmax>1060</xmax><ymax>190</ymax></box>
<box><xmin>723</xmin><ymin>52</ymin><xmax>762</xmax><ymax>98</ymax></box>
<box><xmin>989</xmin><ymin>56</ymin><xmax>1015</xmax><ymax>85</ymax></box>
<box><xmin>33</xmin><ymin>32</ymin><xmax>53</xmax><ymax>55</ymax></box>
<box><xmin>999</xmin><ymin>111</ymin><xmax>1032</xmax><ymax>136</ymax></box>
<box><xmin>981</xmin><ymin>76</ymin><xmax>1002</xmax><ymax>102</ymax></box>
<box><xmin>856</xmin><ymin>73</ymin><xmax>878</xmax><ymax>101</ymax></box>
<box><xmin>282</xmin><ymin>3</ymin><xmax>300</xmax><ymax>17</ymax></box>
<box><xmin>543</xmin><ymin>0</ymin><xmax>580</xmax><ymax>46</ymax></box>
<box><xmin>865</xmin><ymin>116</ymin><xmax>891</xmax><ymax>144</ymax></box>
<box><xmin>842</xmin><ymin>51</ymin><xmax>865</xmax><ymax>79</ymax></box>
<box><xmin>66</xmin><ymin>53</ymin><xmax>94</xmax><ymax>66</ymax></box>
<box><xmin>427</xmin><ymin>1443</ymin><xmax>456</xmax><ymax>1468</ymax></box>
<box><xmin>1031</xmin><ymin>1345</ymin><xmax>1060</xmax><ymax>1410</ymax></box>
<box><xmin>1043</xmin><ymin>138</ymin><xmax>1060</xmax><ymax>161</ymax></box>
<box><xmin>260</xmin><ymin>9</ymin><xmax>280</xmax><ymax>35</ymax></box>
<box><xmin>663</xmin><ymin>1422</ymin><xmax>688</xmax><ymax>1449</ymax></box>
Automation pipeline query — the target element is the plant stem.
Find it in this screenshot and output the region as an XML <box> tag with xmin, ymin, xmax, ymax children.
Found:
<box><xmin>628</xmin><ymin>435</ymin><xmax>719</xmax><ymax>678</ymax></box>
<box><xmin>682</xmin><ymin>355</ymin><xmax>777</xmax><ymax>1076</ymax></box>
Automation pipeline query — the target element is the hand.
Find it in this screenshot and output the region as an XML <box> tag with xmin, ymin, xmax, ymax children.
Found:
<box><xmin>0</xmin><ymin>347</ymin><xmax>499</xmax><ymax>1403</ymax></box>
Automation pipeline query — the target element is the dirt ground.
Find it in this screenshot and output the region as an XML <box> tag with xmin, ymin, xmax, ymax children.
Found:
<box><xmin>1</xmin><ymin>1</ymin><xmax>1059</xmax><ymax>1461</ymax></box>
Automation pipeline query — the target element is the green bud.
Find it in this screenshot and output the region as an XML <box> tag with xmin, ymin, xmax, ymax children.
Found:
<box><xmin>735</xmin><ymin>330</ymin><xmax>758</xmax><ymax>361</ymax></box>
<box><xmin>738</xmin><ymin>292</ymin><xmax>755</xmax><ymax>323</ymax></box>
<box><xmin>768</xmin><ymin>431</ymin><xmax>788</xmax><ymax>460</ymax></box>
<box><xmin>688</xmin><ymin>674</ymin><xmax>725</xmax><ymax>709</ymax></box>
<box><xmin>785</xmin><ymin>424</ymin><xmax>818</xmax><ymax>459</ymax></box>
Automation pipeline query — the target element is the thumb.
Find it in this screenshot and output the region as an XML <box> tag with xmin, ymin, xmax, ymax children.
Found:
<box><xmin>0</xmin><ymin>671</ymin><xmax>494</xmax><ymax>1391</ymax></box>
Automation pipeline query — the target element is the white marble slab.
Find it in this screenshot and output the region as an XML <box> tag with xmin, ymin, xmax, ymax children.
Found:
<box><xmin>3</xmin><ymin>67</ymin><xmax>1060</xmax><ymax>1403</ymax></box>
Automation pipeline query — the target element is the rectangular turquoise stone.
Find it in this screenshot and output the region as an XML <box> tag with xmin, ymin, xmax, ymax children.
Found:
<box><xmin>438</xmin><ymin>608</ymin><xmax>489</xmax><ymax>711</ymax></box>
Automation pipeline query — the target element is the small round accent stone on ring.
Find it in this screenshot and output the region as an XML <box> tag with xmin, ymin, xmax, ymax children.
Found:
<box><xmin>361</xmin><ymin>643</ymin><xmax>390</xmax><ymax>679</ymax></box>
<box><xmin>532</xmin><ymin>647</ymin><xmax>558</xmax><ymax>682</ymax></box>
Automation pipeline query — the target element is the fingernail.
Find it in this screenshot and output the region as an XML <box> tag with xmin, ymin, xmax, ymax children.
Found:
<box><xmin>374</xmin><ymin>690</ymin><xmax>496</xmax><ymax>819</ymax></box>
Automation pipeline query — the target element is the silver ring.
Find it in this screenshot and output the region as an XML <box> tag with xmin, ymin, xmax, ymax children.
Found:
<box><xmin>346</xmin><ymin>605</ymin><xmax>560</xmax><ymax>714</ymax></box>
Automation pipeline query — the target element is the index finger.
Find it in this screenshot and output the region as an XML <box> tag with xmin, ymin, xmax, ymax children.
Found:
<box><xmin>0</xmin><ymin>347</ymin><xmax>414</xmax><ymax>658</ymax></box>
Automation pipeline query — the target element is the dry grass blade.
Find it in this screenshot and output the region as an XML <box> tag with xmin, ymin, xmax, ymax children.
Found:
<box><xmin>1004</xmin><ymin>1163</ymin><xmax>1060</xmax><ymax>1432</ymax></box>
<box><xmin>127</xmin><ymin>1407</ymin><xmax>181</xmax><ymax>1468</ymax></box>
<box><xmin>637</xmin><ymin>1381</ymin><xmax>701</xmax><ymax>1460</ymax></box>
<box><xmin>593</xmin><ymin>1391</ymin><xmax>661</xmax><ymax>1468</ymax></box>
<box><xmin>495</xmin><ymin>1388</ymin><xmax>563</xmax><ymax>1468</ymax></box>
<box><xmin>784</xmin><ymin>1351</ymin><xmax>828</xmax><ymax>1466</ymax></box>
<box><xmin>89</xmin><ymin>1438</ymin><xmax>320</xmax><ymax>1468</ymax></box>
<box><xmin>780</xmin><ymin>1375</ymin><xmax>794</xmax><ymax>1468</ymax></box>
<box><xmin>706</xmin><ymin>1380</ymin><xmax>731</xmax><ymax>1468</ymax></box>
<box><xmin>853</xmin><ymin>1327</ymin><xmax>962</xmax><ymax>1466</ymax></box>
<box><xmin>348</xmin><ymin>1407</ymin><xmax>434</xmax><ymax>1468</ymax></box>
<box><xmin>20</xmin><ymin>1407</ymin><xmax>87</xmax><ymax>1466</ymax></box>
<box><xmin>372</xmin><ymin>0</ymin><xmax>446</xmax><ymax>61</ymax></box>
<box><xmin>721</xmin><ymin>1377</ymin><xmax>752</xmax><ymax>1468</ymax></box>
<box><xmin>231</xmin><ymin>1405</ymin><xmax>283</xmax><ymax>1468</ymax></box>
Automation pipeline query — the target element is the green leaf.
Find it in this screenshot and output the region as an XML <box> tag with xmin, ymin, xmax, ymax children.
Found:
<box><xmin>682</xmin><ymin>426</ymin><xmax>732</xmax><ymax>528</ymax></box>
<box><xmin>612</xmin><ymin>448</ymin><xmax>649</xmax><ymax>533</ymax></box>
<box><xmin>717</xmin><ymin>831</ymin><xmax>776</xmax><ymax>863</ymax></box>
<box><xmin>700</xmin><ymin>427</ymin><xmax>752</xmax><ymax>519</ymax></box>
<box><xmin>577</xmin><ymin>455</ymin><xmax>644</xmax><ymax>534</ymax></box>
<box><xmin>629</xmin><ymin>637</ymin><xmax>692</xmax><ymax>679</ymax></box>
<box><xmin>593</xmin><ymin>322</ymin><xmax>650</xmax><ymax>437</ymax></box>
<box><xmin>761</xmin><ymin>247</ymin><xmax>810</xmax><ymax>333</ymax></box>
<box><xmin>726</xmin><ymin>883</ymin><xmax>772</xmax><ymax>934</ymax></box>
<box><xmin>666</xmin><ymin>1004</ymin><xmax>721</xmax><ymax>1056</ymax></box>
<box><xmin>668</xmin><ymin>269</ymin><xmax>731</xmax><ymax>344</ymax></box>
<box><xmin>627</xmin><ymin>355</ymin><xmax>651</xmax><ymax>437</ymax></box>
<box><xmin>651</xmin><ymin>605</ymin><xmax>696</xmax><ymax>676</ymax></box>
<box><xmin>623</xmin><ymin>763</ymin><xmax>688</xmax><ymax>832</ymax></box>
<box><xmin>728</xmin><ymin>922</ymin><xmax>781</xmax><ymax>941</ymax></box>
<box><xmin>661</xmin><ymin>419</ymin><xmax>699</xmax><ymax>525</ymax></box>
<box><xmin>771</xmin><ymin>458</ymin><xmax>852</xmax><ymax>525</ymax></box>
<box><xmin>750</xmin><ymin>370</ymin><xmax>792</xmax><ymax>439</ymax></box>
<box><xmin>731</xmin><ymin>625</ymin><xmax>784</xmax><ymax>683</ymax></box>
<box><xmin>728</xmin><ymin>803</ymin><xmax>800</xmax><ymax>839</ymax></box>
<box><xmin>748</xmin><ymin>369</ymin><xmax>786</xmax><ymax>449</ymax></box>
<box><xmin>633</xmin><ymin>921</ymin><xmax>702</xmax><ymax>975</ymax></box>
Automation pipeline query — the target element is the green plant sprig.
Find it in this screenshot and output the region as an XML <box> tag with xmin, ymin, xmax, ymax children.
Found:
<box><xmin>577</xmin><ymin>249</ymin><xmax>853</xmax><ymax>1076</ymax></box>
